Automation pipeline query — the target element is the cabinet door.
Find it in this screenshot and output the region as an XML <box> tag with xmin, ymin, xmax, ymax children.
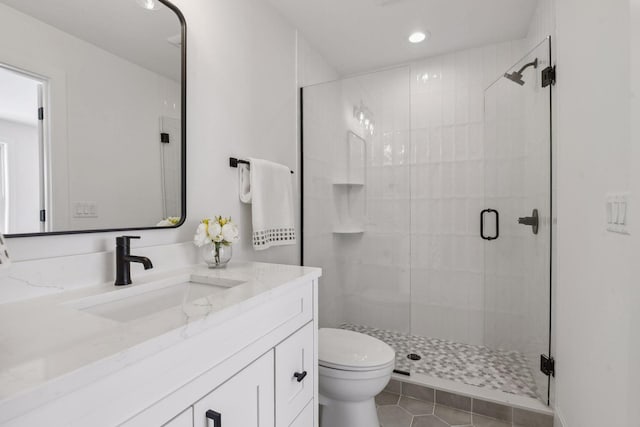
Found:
<box><xmin>163</xmin><ymin>407</ymin><xmax>193</xmax><ymax>427</ymax></box>
<box><xmin>289</xmin><ymin>401</ymin><xmax>313</xmax><ymax>427</ymax></box>
<box><xmin>275</xmin><ymin>322</ymin><xmax>314</xmax><ymax>426</ymax></box>
<box><xmin>193</xmin><ymin>351</ymin><xmax>274</xmax><ymax>427</ymax></box>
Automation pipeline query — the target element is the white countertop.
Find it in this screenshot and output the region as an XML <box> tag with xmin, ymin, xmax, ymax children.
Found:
<box><xmin>0</xmin><ymin>261</ymin><xmax>321</xmax><ymax>419</ymax></box>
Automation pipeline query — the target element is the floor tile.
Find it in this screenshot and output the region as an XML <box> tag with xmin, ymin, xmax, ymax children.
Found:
<box><xmin>376</xmin><ymin>391</ymin><xmax>401</xmax><ymax>406</ymax></box>
<box><xmin>473</xmin><ymin>413</ymin><xmax>512</xmax><ymax>427</ymax></box>
<box><xmin>434</xmin><ymin>405</ymin><xmax>472</xmax><ymax>426</ymax></box>
<box><xmin>513</xmin><ymin>408</ymin><xmax>553</xmax><ymax>427</ymax></box>
<box><xmin>399</xmin><ymin>396</ymin><xmax>435</xmax><ymax>415</ymax></box>
<box><xmin>472</xmin><ymin>399</ymin><xmax>512</xmax><ymax>422</ymax></box>
<box><xmin>378</xmin><ymin>405</ymin><xmax>414</xmax><ymax>427</ymax></box>
<box><xmin>403</xmin><ymin>382</ymin><xmax>436</xmax><ymax>402</ymax></box>
<box><xmin>385</xmin><ymin>379</ymin><xmax>402</xmax><ymax>394</ymax></box>
<box><xmin>436</xmin><ymin>390</ymin><xmax>471</xmax><ymax>411</ymax></box>
<box><xmin>411</xmin><ymin>415</ymin><xmax>450</xmax><ymax>427</ymax></box>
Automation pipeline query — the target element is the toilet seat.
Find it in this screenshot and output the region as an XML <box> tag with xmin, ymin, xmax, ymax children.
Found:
<box><xmin>319</xmin><ymin>328</ymin><xmax>395</xmax><ymax>372</ymax></box>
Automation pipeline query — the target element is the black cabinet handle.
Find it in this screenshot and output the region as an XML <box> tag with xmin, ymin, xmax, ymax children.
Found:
<box><xmin>293</xmin><ymin>371</ymin><xmax>308</xmax><ymax>382</ymax></box>
<box><xmin>206</xmin><ymin>409</ymin><xmax>222</xmax><ymax>427</ymax></box>
<box><xmin>480</xmin><ymin>209</ymin><xmax>499</xmax><ymax>241</ymax></box>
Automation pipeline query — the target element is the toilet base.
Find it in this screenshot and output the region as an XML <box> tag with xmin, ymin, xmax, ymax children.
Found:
<box><xmin>319</xmin><ymin>395</ymin><xmax>379</xmax><ymax>427</ymax></box>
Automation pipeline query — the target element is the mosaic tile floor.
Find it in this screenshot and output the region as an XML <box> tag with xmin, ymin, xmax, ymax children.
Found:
<box><xmin>342</xmin><ymin>324</ymin><xmax>539</xmax><ymax>399</ymax></box>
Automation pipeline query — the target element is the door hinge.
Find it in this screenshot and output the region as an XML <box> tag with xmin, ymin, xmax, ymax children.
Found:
<box><xmin>540</xmin><ymin>354</ymin><xmax>555</xmax><ymax>377</ymax></box>
<box><xmin>542</xmin><ymin>66</ymin><xmax>556</xmax><ymax>88</ymax></box>
<box><xmin>39</xmin><ymin>209</ymin><xmax>46</xmax><ymax>222</ymax></box>
<box><xmin>38</xmin><ymin>107</ymin><xmax>44</xmax><ymax>121</ymax></box>
<box><xmin>160</xmin><ymin>132</ymin><xmax>170</xmax><ymax>143</ymax></box>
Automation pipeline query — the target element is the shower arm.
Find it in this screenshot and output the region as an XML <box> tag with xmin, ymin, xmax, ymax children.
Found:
<box><xmin>515</xmin><ymin>58</ymin><xmax>539</xmax><ymax>75</ymax></box>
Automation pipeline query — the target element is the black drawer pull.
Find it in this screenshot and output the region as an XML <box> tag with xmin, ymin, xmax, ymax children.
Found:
<box><xmin>206</xmin><ymin>409</ymin><xmax>222</xmax><ymax>427</ymax></box>
<box><xmin>293</xmin><ymin>371</ymin><xmax>308</xmax><ymax>382</ymax></box>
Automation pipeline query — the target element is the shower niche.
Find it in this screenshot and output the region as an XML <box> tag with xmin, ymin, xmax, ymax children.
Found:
<box><xmin>332</xmin><ymin>131</ymin><xmax>366</xmax><ymax>234</ymax></box>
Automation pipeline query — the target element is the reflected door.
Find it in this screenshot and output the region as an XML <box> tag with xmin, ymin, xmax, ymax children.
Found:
<box><xmin>482</xmin><ymin>38</ymin><xmax>552</xmax><ymax>403</ymax></box>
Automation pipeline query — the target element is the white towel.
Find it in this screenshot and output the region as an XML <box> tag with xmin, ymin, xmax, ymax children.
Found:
<box><xmin>238</xmin><ymin>163</ymin><xmax>251</xmax><ymax>204</ymax></box>
<box><xmin>239</xmin><ymin>158</ymin><xmax>296</xmax><ymax>250</ymax></box>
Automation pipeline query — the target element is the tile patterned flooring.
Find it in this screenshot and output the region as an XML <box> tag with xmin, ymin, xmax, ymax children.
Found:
<box><xmin>376</xmin><ymin>391</ymin><xmax>511</xmax><ymax>427</ymax></box>
<box><xmin>374</xmin><ymin>381</ymin><xmax>554</xmax><ymax>427</ymax></box>
<box><xmin>342</xmin><ymin>324</ymin><xmax>539</xmax><ymax>399</ymax></box>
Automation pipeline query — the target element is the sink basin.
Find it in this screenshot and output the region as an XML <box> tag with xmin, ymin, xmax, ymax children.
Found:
<box><xmin>67</xmin><ymin>275</ymin><xmax>246</xmax><ymax>323</ymax></box>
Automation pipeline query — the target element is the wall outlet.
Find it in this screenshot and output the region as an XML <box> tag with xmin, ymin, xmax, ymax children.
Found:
<box><xmin>72</xmin><ymin>201</ymin><xmax>98</xmax><ymax>218</ymax></box>
<box><xmin>606</xmin><ymin>193</ymin><xmax>630</xmax><ymax>234</ymax></box>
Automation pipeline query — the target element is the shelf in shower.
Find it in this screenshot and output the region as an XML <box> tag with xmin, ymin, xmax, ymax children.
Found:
<box><xmin>332</xmin><ymin>227</ymin><xmax>365</xmax><ymax>234</ymax></box>
<box><xmin>333</xmin><ymin>182</ymin><xmax>365</xmax><ymax>187</ymax></box>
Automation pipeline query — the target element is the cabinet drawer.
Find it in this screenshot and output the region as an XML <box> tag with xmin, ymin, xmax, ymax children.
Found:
<box><xmin>289</xmin><ymin>400</ymin><xmax>313</xmax><ymax>427</ymax></box>
<box><xmin>275</xmin><ymin>322</ymin><xmax>314</xmax><ymax>426</ymax></box>
<box><xmin>193</xmin><ymin>351</ymin><xmax>274</xmax><ymax>427</ymax></box>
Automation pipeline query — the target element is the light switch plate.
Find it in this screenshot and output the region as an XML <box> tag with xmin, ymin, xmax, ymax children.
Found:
<box><xmin>72</xmin><ymin>201</ymin><xmax>98</xmax><ymax>218</ymax></box>
<box><xmin>606</xmin><ymin>193</ymin><xmax>630</xmax><ymax>234</ymax></box>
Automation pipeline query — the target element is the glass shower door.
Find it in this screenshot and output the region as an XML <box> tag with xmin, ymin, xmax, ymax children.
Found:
<box><xmin>482</xmin><ymin>38</ymin><xmax>552</xmax><ymax>402</ymax></box>
<box><xmin>301</xmin><ymin>66</ymin><xmax>412</xmax><ymax>335</ymax></box>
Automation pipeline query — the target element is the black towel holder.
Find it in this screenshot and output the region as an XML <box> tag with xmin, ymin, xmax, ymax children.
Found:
<box><xmin>229</xmin><ymin>157</ymin><xmax>294</xmax><ymax>174</ymax></box>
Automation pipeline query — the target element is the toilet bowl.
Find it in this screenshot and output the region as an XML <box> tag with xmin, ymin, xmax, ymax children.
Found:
<box><xmin>318</xmin><ymin>328</ymin><xmax>395</xmax><ymax>427</ymax></box>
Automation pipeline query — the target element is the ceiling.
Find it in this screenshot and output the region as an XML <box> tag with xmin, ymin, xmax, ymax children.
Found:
<box><xmin>0</xmin><ymin>67</ymin><xmax>39</xmax><ymax>126</ymax></box>
<box><xmin>0</xmin><ymin>0</ymin><xmax>182</xmax><ymax>80</ymax></box>
<box><xmin>267</xmin><ymin>0</ymin><xmax>539</xmax><ymax>76</ymax></box>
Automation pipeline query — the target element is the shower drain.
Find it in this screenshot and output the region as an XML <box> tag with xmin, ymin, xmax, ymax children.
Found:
<box><xmin>407</xmin><ymin>353</ymin><xmax>422</xmax><ymax>361</ymax></box>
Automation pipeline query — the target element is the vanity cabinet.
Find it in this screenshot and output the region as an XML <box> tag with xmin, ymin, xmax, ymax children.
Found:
<box><xmin>193</xmin><ymin>351</ymin><xmax>275</xmax><ymax>427</ymax></box>
<box><xmin>121</xmin><ymin>277</ymin><xmax>319</xmax><ymax>427</ymax></box>
<box><xmin>275</xmin><ymin>322</ymin><xmax>315</xmax><ymax>426</ymax></box>
<box><xmin>163</xmin><ymin>408</ymin><xmax>193</xmax><ymax>427</ymax></box>
<box><xmin>163</xmin><ymin>322</ymin><xmax>316</xmax><ymax>427</ymax></box>
<box><xmin>1</xmin><ymin>266</ymin><xmax>320</xmax><ymax>427</ymax></box>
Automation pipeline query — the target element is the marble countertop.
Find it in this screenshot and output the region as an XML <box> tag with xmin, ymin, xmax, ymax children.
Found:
<box><xmin>0</xmin><ymin>261</ymin><xmax>320</xmax><ymax>418</ymax></box>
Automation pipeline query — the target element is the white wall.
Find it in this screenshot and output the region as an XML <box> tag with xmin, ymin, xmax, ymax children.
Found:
<box><xmin>0</xmin><ymin>0</ymin><xmax>336</xmax><ymax>302</ymax></box>
<box><xmin>554</xmin><ymin>0</ymin><xmax>638</xmax><ymax>426</ymax></box>
<box><xmin>0</xmin><ymin>3</ymin><xmax>180</xmax><ymax>232</ymax></box>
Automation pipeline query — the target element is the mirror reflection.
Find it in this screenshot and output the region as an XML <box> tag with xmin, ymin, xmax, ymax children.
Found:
<box><xmin>0</xmin><ymin>0</ymin><xmax>184</xmax><ymax>236</ymax></box>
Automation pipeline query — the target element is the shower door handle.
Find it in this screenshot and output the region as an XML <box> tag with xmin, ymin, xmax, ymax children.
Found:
<box><xmin>480</xmin><ymin>209</ymin><xmax>499</xmax><ymax>240</ymax></box>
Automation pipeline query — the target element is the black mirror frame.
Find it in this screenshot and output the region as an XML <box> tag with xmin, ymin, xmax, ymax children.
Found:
<box><xmin>7</xmin><ymin>0</ymin><xmax>187</xmax><ymax>238</ymax></box>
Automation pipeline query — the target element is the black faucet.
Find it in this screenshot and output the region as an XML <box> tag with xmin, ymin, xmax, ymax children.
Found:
<box><xmin>114</xmin><ymin>236</ymin><xmax>153</xmax><ymax>286</ymax></box>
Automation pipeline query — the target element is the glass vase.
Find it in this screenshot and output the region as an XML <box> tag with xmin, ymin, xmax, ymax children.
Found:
<box><xmin>201</xmin><ymin>242</ymin><xmax>232</xmax><ymax>268</ymax></box>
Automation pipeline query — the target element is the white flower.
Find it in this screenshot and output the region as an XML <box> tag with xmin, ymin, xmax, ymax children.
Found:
<box><xmin>221</xmin><ymin>223</ymin><xmax>239</xmax><ymax>244</ymax></box>
<box><xmin>157</xmin><ymin>219</ymin><xmax>172</xmax><ymax>227</ymax></box>
<box><xmin>193</xmin><ymin>223</ymin><xmax>209</xmax><ymax>247</ymax></box>
<box><xmin>207</xmin><ymin>221</ymin><xmax>222</xmax><ymax>240</ymax></box>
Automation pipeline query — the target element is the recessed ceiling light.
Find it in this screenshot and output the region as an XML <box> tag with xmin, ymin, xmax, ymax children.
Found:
<box><xmin>136</xmin><ymin>0</ymin><xmax>159</xmax><ymax>11</ymax></box>
<box><xmin>408</xmin><ymin>31</ymin><xmax>429</xmax><ymax>44</ymax></box>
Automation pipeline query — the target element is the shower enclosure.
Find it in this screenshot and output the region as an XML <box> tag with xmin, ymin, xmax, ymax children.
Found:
<box><xmin>301</xmin><ymin>38</ymin><xmax>553</xmax><ymax>404</ymax></box>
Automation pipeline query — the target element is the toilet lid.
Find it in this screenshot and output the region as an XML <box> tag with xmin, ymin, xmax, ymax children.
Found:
<box><xmin>319</xmin><ymin>328</ymin><xmax>395</xmax><ymax>371</ymax></box>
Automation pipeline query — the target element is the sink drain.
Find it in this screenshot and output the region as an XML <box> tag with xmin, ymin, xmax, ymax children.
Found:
<box><xmin>407</xmin><ymin>353</ymin><xmax>422</xmax><ymax>361</ymax></box>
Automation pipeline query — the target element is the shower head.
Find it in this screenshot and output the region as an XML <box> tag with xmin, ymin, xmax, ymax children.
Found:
<box><xmin>504</xmin><ymin>71</ymin><xmax>526</xmax><ymax>86</ymax></box>
<box><xmin>503</xmin><ymin>58</ymin><xmax>539</xmax><ymax>86</ymax></box>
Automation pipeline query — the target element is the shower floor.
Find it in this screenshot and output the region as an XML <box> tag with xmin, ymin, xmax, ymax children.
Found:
<box><xmin>341</xmin><ymin>323</ymin><xmax>539</xmax><ymax>399</ymax></box>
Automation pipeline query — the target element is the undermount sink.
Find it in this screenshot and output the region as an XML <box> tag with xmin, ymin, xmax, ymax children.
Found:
<box><xmin>66</xmin><ymin>274</ymin><xmax>246</xmax><ymax>323</ymax></box>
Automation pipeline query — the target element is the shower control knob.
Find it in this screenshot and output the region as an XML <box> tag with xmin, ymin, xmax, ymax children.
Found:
<box><xmin>518</xmin><ymin>209</ymin><xmax>539</xmax><ymax>235</ymax></box>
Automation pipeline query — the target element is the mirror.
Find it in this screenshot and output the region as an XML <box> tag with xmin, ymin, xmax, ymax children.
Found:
<box><xmin>0</xmin><ymin>0</ymin><xmax>185</xmax><ymax>237</ymax></box>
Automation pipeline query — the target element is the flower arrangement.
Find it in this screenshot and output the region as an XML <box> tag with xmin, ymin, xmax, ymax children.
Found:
<box><xmin>194</xmin><ymin>216</ymin><xmax>239</xmax><ymax>267</ymax></box>
<box><xmin>156</xmin><ymin>216</ymin><xmax>181</xmax><ymax>227</ymax></box>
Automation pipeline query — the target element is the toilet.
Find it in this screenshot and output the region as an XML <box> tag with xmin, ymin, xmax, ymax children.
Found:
<box><xmin>318</xmin><ymin>328</ymin><xmax>396</xmax><ymax>427</ymax></box>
